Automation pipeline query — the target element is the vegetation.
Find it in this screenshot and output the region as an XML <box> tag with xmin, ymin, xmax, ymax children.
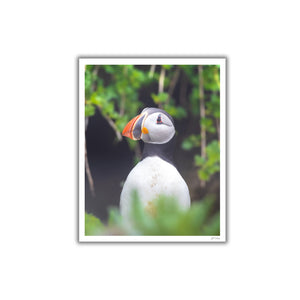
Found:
<box><xmin>85</xmin><ymin>194</ymin><xmax>220</xmax><ymax>236</ymax></box>
<box><xmin>84</xmin><ymin>64</ymin><xmax>221</xmax><ymax>236</ymax></box>
<box><xmin>85</xmin><ymin>65</ymin><xmax>220</xmax><ymax>180</ymax></box>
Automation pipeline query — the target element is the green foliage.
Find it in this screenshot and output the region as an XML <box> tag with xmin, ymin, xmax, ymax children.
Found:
<box><xmin>180</xmin><ymin>65</ymin><xmax>198</xmax><ymax>85</ymax></box>
<box><xmin>190</xmin><ymin>87</ymin><xmax>200</xmax><ymax>116</ymax></box>
<box><xmin>181</xmin><ymin>134</ymin><xmax>201</xmax><ymax>150</ymax></box>
<box><xmin>201</xmin><ymin>117</ymin><xmax>216</xmax><ymax>133</ymax></box>
<box><xmin>129</xmin><ymin>195</ymin><xmax>219</xmax><ymax>236</ymax></box>
<box><xmin>84</xmin><ymin>195</ymin><xmax>220</xmax><ymax>236</ymax></box>
<box><xmin>108</xmin><ymin>207</ymin><xmax>123</xmax><ymax>227</ymax></box>
<box><xmin>151</xmin><ymin>92</ymin><xmax>169</xmax><ymax>105</ymax></box>
<box><xmin>85</xmin><ymin>64</ymin><xmax>220</xmax><ymax>185</ymax></box>
<box><xmin>85</xmin><ymin>103</ymin><xmax>95</xmax><ymax>117</ymax></box>
<box><xmin>180</xmin><ymin>64</ymin><xmax>220</xmax><ymax>183</ymax></box>
<box><xmin>206</xmin><ymin>93</ymin><xmax>220</xmax><ymax>119</ymax></box>
<box><xmin>164</xmin><ymin>103</ymin><xmax>187</xmax><ymax>119</ymax></box>
<box><xmin>85</xmin><ymin>65</ymin><xmax>151</xmax><ymax>128</ymax></box>
<box><xmin>85</xmin><ymin>213</ymin><xmax>104</xmax><ymax>236</ymax></box>
<box><xmin>195</xmin><ymin>141</ymin><xmax>220</xmax><ymax>181</ymax></box>
<box><xmin>162</xmin><ymin>65</ymin><xmax>172</xmax><ymax>70</ymax></box>
<box><xmin>203</xmin><ymin>65</ymin><xmax>220</xmax><ymax>91</ymax></box>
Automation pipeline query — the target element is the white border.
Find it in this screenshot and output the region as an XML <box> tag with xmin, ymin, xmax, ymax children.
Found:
<box><xmin>79</xmin><ymin>58</ymin><xmax>226</xmax><ymax>242</ymax></box>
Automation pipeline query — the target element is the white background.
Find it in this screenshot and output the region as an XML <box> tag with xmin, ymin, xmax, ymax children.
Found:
<box><xmin>1</xmin><ymin>1</ymin><xmax>299</xmax><ymax>299</ymax></box>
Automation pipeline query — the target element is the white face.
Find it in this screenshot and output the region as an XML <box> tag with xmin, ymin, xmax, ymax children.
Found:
<box><xmin>141</xmin><ymin>112</ymin><xmax>175</xmax><ymax>144</ymax></box>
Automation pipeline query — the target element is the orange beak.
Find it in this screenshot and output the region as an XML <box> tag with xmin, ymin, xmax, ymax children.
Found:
<box><xmin>122</xmin><ymin>113</ymin><xmax>147</xmax><ymax>140</ymax></box>
<box><xmin>122</xmin><ymin>114</ymin><xmax>141</xmax><ymax>140</ymax></box>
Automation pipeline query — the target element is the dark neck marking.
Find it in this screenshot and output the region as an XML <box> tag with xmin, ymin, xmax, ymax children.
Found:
<box><xmin>141</xmin><ymin>135</ymin><xmax>176</xmax><ymax>167</ymax></box>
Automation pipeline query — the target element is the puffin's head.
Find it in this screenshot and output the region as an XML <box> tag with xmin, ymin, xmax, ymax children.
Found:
<box><xmin>122</xmin><ymin>107</ymin><xmax>175</xmax><ymax>144</ymax></box>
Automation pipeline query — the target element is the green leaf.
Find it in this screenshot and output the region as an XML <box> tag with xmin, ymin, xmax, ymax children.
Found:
<box><xmin>115</xmin><ymin>115</ymin><xmax>129</xmax><ymax>132</ymax></box>
<box><xmin>194</xmin><ymin>155</ymin><xmax>205</xmax><ymax>166</ymax></box>
<box><xmin>151</xmin><ymin>92</ymin><xmax>169</xmax><ymax>104</ymax></box>
<box><xmin>206</xmin><ymin>140</ymin><xmax>220</xmax><ymax>162</ymax></box>
<box><xmin>85</xmin><ymin>104</ymin><xmax>95</xmax><ymax>117</ymax></box>
<box><xmin>200</xmin><ymin>117</ymin><xmax>216</xmax><ymax>133</ymax></box>
<box><xmin>198</xmin><ymin>168</ymin><xmax>210</xmax><ymax>181</ymax></box>
<box><xmin>195</xmin><ymin>140</ymin><xmax>220</xmax><ymax>182</ymax></box>
<box><xmin>108</xmin><ymin>208</ymin><xmax>122</xmax><ymax>227</ymax></box>
<box><xmin>162</xmin><ymin>65</ymin><xmax>172</xmax><ymax>70</ymax></box>
<box><xmin>203</xmin><ymin>65</ymin><xmax>220</xmax><ymax>91</ymax></box>
<box><xmin>181</xmin><ymin>134</ymin><xmax>201</xmax><ymax>150</ymax></box>
<box><xmin>190</xmin><ymin>87</ymin><xmax>200</xmax><ymax>115</ymax></box>
<box><xmin>103</xmin><ymin>65</ymin><xmax>115</xmax><ymax>74</ymax></box>
<box><xmin>90</xmin><ymin>94</ymin><xmax>104</xmax><ymax>106</ymax></box>
<box><xmin>85</xmin><ymin>213</ymin><xmax>104</xmax><ymax>236</ymax></box>
<box><xmin>164</xmin><ymin>105</ymin><xmax>187</xmax><ymax>120</ymax></box>
<box><xmin>181</xmin><ymin>139</ymin><xmax>194</xmax><ymax>150</ymax></box>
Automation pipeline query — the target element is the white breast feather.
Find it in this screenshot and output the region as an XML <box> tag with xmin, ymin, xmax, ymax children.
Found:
<box><xmin>120</xmin><ymin>156</ymin><xmax>190</xmax><ymax>217</ymax></box>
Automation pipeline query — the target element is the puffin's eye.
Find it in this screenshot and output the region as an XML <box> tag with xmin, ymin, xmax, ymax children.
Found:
<box><xmin>156</xmin><ymin>114</ymin><xmax>163</xmax><ymax>124</ymax></box>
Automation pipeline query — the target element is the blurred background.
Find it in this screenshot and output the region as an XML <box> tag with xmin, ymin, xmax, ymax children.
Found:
<box><xmin>84</xmin><ymin>64</ymin><xmax>221</xmax><ymax>225</ymax></box>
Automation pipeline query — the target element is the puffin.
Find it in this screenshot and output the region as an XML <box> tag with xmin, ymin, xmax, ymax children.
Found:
<box><xmin>120</xmin><ymin>107</ymin><xmax>191</xmax><ymax>217</ymax></box>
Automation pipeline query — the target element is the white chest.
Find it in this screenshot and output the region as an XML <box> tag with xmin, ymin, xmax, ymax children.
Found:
<box><xmin>120</xmin><ymin>156</ymin><xmax>190</xmax><ymax>216</ymax></box>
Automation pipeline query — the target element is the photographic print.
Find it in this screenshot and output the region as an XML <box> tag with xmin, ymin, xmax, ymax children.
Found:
<box><xmin>79</xmin><ymin>58</ymin><xmax>226</xmax><ymax>242</ymax></box>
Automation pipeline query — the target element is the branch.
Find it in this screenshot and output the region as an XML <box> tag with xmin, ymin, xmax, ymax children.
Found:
<box><xmin>198</xmin><ymin>65</ymin><xmax>206</xmax><ymax>188</ymax></box>
<box><xmin>216</xmin><ymin>117</ymin><xmax>220</xmax><ymax>142</ymax></box>
<box><xmin>167</xmin><ymin>67</ymin><xmax>180</xmax><ymax>104</ymax></box>
<box><xmin>98</xmin><ymin>107</ymin><xmax>123</xmax><ymax>142</ymax></box>
<box><xmin>103</xmin><ymin>115</ymin><xmax>123</xmax><ymax>142</ymax></box>
<box><xmin>158</xmin><ymin>66</ymin><xmax>166</xmax><ymax>109</ymax></box>
<box><xmin>120</xmin><ymin>66</ymin><xmax>127</xmax><ymax>116</ymax></box>
<box><xmin>85</xmin><ymin>67</ymin><xmax>98</xmax><ymax>199</ymax></box>
<box><xmin>158</xmin><ymin>66</ymin><xmax>165</xmax><ymax>94</ymax></box>
<box><xmin>92</xmin><ymin>66</ymin><xmax>100</xmax><ymax>92</ymax></box>
<box><xmin>120</xmin><ymin>93</ymin><xmax>126</xmax><ymax>116</ymax></box>
<box><xmin>85</xmin><ymin>140</ymin><xmax>96</xmax><ymax>198</ymax></box>
<box><xmin>179</xmin><ymin>72</ymin><xmax>188</xmax><ymax>106</ymax></box>
<box><xmin>149</xmin><ymin>65</ymin><xmax>156</xmax><ymax>78</ymax></box>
